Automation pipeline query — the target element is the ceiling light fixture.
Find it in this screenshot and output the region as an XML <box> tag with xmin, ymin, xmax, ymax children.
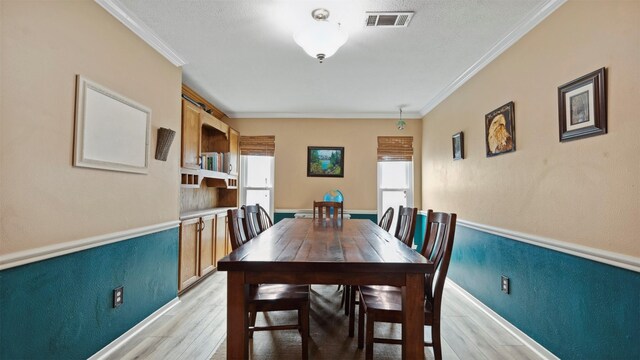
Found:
<box><xmin>293</xmin><ymin>8</ymin><xmax>348</xmax><ymax>63</ymax></box>
<box><xmin>396</xmin><ymin>108</ymin><xmax>406</xmax><ymax>130</ymax></box>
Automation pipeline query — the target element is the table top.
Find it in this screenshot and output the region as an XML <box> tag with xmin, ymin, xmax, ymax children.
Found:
<box><xmin>217</xmin><ymin>218</ymin><xmax>432</xmax><ymax>273</ymax></box>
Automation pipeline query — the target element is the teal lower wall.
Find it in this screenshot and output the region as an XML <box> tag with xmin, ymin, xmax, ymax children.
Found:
<box><xmin>274</xmin><ymin>211</ymin><xmax>378</xmax><ymax>223</ymax></box>
<box><xmin>415</xmin><ymin>214</ymin><xmax>640</xmax><ymax>359</ymax></box>
<box><xmin>0</xmin><ymin>228</ymin><xmax>179</xmax><ymax>360</ymax></box>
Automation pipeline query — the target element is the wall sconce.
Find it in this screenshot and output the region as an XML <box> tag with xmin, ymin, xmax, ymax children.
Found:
<box><xmin>155</xmin><ymin>127</ymin><xmax>176</xmax><ymax>161</ymax></box>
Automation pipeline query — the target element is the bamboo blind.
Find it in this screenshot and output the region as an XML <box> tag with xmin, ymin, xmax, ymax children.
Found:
<box><xmin>377</xmin><ymin>136</ymin><xmax>413</xmax><ymax>161</ymax></box>
<box><xmin>239</xmin><ymin>135</ymin><xmax>275</xmax><ymax>156</ymax></box>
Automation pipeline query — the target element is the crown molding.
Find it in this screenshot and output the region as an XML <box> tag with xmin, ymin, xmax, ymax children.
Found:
<box><xmin>226</xmin><ymin>111</ymin><xmax>422</xmax><ymax>120</ymax></box>
<box><xmin>419</xmin><ymin>0</ymin><xmax>567</xmax><ymax>117</ymax></box>
<box><xmin>95</xmin><ymin>0</ymin><xmax>187</xmax><ymax>67</ymax></box>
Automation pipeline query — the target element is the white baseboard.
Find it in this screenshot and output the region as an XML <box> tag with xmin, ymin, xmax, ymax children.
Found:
<box><xmin>89</xmin><ymin>297</ymin><xmax>181</xmax><ymax>360</ymax></box>
<box><xmin>446</xmin><ymin>280</ymin><xmax>559</xmax><ymax>360</ymax></box>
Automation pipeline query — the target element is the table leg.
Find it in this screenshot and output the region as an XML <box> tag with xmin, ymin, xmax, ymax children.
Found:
<box><xmin>227</xmin><ymin>271</ymin><xmax>249</xmax><ymax>360</ymax></box>
<box><xmin>402</xmin><ymin>273</ymin><xmax>425</xmax><ymax>359</ymax></box>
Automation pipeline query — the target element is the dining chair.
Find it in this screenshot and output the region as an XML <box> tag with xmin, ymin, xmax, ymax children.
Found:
<box><xmin>226</xmin><ymin>208</ymin><xmax>311</xmax><ymax>359</ymax></box>
<box><xmin>242</xmin><ymin>204</ymin><xmax>269</xmax><ymax>239</ymax></box>
<box><xmin>356</xmin><ymin>210</ymin><xmax>457</xmax><ymax>360</ymax></box>
<box><xmin>258</xmin><ymin>204</ymin><xmax>273</xmax><ymax>231</ymax></box>
<box><xmin>378</xmin><ymin>207</ymin><xmax>394</xmax><ymax>232</ymax></box>
<box><xmin>227</xmin><ymin>208</ymin><xmax>249</xmax><ymax>250</ymax></box>
<box><xmin>394</xmin><ymin>205</ymin><xmax>418</xmax><ymax>247</ymax></box>
<box><xmin>313</xmin><ymin>201</ymin><xmax>344</xmax><ymax>221</ymax></box>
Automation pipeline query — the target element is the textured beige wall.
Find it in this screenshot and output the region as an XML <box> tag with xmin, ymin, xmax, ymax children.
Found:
<box><xmin>225</xmin><ymin>118</ymin><xmax>422</xmax><ymax>211</ymax></box>
<box><xmin>1</xmin><ymin>1</ymin><xmax>182</xmax><ymax>254</ymax></box>
<box><xmin>422</xmin><ymin>1</ymin><xmax>639</xmax><ymax>256</ymax></box>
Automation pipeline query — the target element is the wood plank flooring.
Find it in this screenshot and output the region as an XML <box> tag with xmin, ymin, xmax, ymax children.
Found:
<box><xmin>105</xmin><ymin>271</ymin><xmax>542</xmax><ymax>359</ymax></box>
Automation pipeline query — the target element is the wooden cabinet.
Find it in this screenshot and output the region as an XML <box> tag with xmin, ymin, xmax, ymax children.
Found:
<box><xmin>228</xmin><ymin>128</ymin><xmax>239</xmax><ymax>177</ymax></box>
<box><xmin>214</xmin><ymin>213</ymin><xmax>229</xmax><ymax>266</ymax></box>
<box><xmin>179</xmin><ymin>218</ymin><xmax>200</xmax><ymax>291</ymax></box>
<box><xmin>179</xmin><ymin>212</ymin><xmax>230</xmax><ymax>293</ymax></box>
<box><xmin>180</xmin><ymin>98</ymin><xmax>239</xmax><ymax>189</ymax></box>
<box><xmin>181</xmin><ymin>100</ymin><xmax>201</xmax><ymax>169</ymax></box>
<box><xmin>199</xmin><ymin>215</ymin><xmax>216</xmax><ymax>277</ymax></box>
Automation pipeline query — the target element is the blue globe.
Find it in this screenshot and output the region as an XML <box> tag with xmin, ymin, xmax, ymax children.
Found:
<box><xmin>323</xmin><ymin>189</ymin><xmax>344</xmax><ymax>203</ymax></box>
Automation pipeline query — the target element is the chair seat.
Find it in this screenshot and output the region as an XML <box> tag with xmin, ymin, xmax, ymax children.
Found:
<box><xmin>360</xmin><ymin>286</ymin><xmax>434</xmax><ymax>316</ymax></box>
<box><xmin>358</xmin><ymin>285</ymin><xmax>400</xmax><ymax>296</ymax></box>
<box><xmin>250</xmin><ymin>284</ymin><xmax>310</xmax><ymax>302</ymax></box>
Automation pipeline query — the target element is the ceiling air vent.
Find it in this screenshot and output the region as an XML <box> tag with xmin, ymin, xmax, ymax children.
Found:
<box><xmin>365</xmin><ymin>11</ymin><xmax>414</xmax><ymax>28</ymax></box>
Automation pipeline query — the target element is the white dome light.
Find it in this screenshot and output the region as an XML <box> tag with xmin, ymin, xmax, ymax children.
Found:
<box><xmin>293</xmin><ymin>9</ymin><xmax>348</xmax><ymax>63</ymax></box>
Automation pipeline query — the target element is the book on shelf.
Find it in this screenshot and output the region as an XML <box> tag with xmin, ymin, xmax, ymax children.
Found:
<box><xmin>200</xmin><ymin>152</ymin><xmax>230</xmax><ymax>173</ymax></box>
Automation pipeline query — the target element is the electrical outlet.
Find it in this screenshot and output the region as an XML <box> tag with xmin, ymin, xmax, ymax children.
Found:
<box><xmin>113</xmin><ymin>286</ymin><xmax>124</xmax><ymax>308</ymax></box>
<box><xmin>501</xmin><ymin>276</ymin><xmax>510</xmax><ymax>294</ymax></box>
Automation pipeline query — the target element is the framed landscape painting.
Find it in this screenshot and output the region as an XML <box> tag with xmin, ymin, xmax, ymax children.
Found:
<box><xmin>307</xmin><ymin>146</ymin><xmax>344</xmax><ymax>177</ymax></box>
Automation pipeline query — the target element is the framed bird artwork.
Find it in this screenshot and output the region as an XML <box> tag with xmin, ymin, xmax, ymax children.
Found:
<box><xmin>485</xmin><ymin>102</ymin><xmax>515</xmax><ymax>157</ymax></box>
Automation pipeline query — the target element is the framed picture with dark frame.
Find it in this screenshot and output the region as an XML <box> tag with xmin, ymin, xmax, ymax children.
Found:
<box><xmin>558</xmin><ymin>67</ymin><xmax>607</xmax><ymax>142</ymax></box>
<box><xmin>452</xmin><ymin>132</ymin><xmax>464</xmax><ymax>160</ymax></box>
<box><xmin>485</xmin><ymin>101</ymin><xmax>515</xmax><ymax>157</ymax></box>
<box><xmin>307</xmin><ymin>146</ymin><xmax>344</xmax><ymax>177</ymax></box>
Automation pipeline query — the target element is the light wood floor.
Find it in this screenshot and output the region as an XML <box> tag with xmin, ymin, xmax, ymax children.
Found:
<box><xmin>106</xmin><ymin>271</ymin><xmax>542</xmax><ymax>360</ymax></box>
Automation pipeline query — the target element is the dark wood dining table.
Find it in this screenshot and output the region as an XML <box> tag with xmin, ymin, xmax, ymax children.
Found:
<box><xmin>217</xmin><ymin>218</ymin><xmax>433</xmax><ymax>359</ymax></box>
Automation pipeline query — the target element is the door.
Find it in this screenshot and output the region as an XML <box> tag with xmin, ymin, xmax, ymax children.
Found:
<box><xmin>181</xmin><ymin>99</ymin><xmax>201</xmax><ymax>169</ymax></box>
<box><xmin>179</xmin><ymin>218</ymin><xmax>200</xmax><ymax>291</ymax></box>
<box><xmin>228</xmin><ymin>128</ymin><xmax>239</xmax><ymax>176</ymax></box>
<box><xmin>214</xmin><ymin>213</ymin><xmax>227</xmax><ymax>266</ymax></box>
<box><xmin>199</xmin><ymin>215</ymin><xmax>215</xmax><ymax>276</ymax></box>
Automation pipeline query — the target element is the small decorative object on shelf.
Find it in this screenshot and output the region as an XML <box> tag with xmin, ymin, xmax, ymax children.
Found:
<box><xmin>155</xmin><ymin>127</ymin><xmax>176</xmax><ymax>161</ymax></box>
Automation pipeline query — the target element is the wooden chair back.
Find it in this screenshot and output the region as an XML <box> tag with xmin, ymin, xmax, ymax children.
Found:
<box><xmin>313</xmin><ymin>201</ymin><xmax>343</xmax><ymax>221</ymax></box>
<box><xmin>242</xmin><ymin>205</ymin><xmax>262</xmax><ymax>240</ymax></box>
<box><xmin>258</xmin><ymin>204</ymin><xmax>273</xmax><ymax>232</ymax></box>
<box><xmin>378</xmin><ymin>207</ymin><xmax>394</xmax><ymax>232</ymax></box>
<box><xmin>394</xmin><ymin>206</ymin><xmax>418</xmax><ymax>247</ymax></box>
<box><xmin>227</xmin><ymin>208</ymin><xmax>249</xmax><ymax>251</ymax></box>
<box><xmin>420</xmin><ymin>210</ymin><xmax>457</xmax><ymax>312</ymax></box>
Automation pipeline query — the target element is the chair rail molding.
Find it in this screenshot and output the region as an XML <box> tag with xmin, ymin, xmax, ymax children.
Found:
<box><xmin>276</xmin><ymin>208</ymin><xmax>376</xmax><ymax>215</ymax></box>
<box><xmin>0</xmin><ymin>221</ymin><xmax>180</xmax><ymax>270</ymax></box>
<box><xmin>418</xmin><ymin>211</ymin><xmax>639</xmax><ymax>273</ymax></box>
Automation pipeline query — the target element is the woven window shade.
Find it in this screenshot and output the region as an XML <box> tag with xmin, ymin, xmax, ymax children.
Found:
<box><xmin>377</xmin><ymin>136</ymin><xmax>413</xmax><ymax>161</ymax></box>
<box><xmin>239</xmin><ymin>135</ymin><xmax>275</xmax><ymax>156</ymax></box>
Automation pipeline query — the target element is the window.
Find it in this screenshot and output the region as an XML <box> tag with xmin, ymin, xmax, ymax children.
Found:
<box><xmin>377</xmin><ymin>161</ymin><xmax>413</xmax><ymax>232</ymax></box>
<box><xmin>239</xmin><ymin>135</ymin><xmax>275</xmax><ymax>218</ymax></box>
<box><xmin>377</xmin><ymin>136</ymin><xmax>414</xmax><ymax>232</ymax></box>
<box><xmin>241</xmin><ymin>155</ymin><xmax>274</xmax><ymax>218</ymax></box>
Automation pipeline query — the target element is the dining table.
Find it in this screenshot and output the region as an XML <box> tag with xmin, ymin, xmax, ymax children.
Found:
<box><xmin>217</xmin><ymin>218</ymin><xmax>433</xmax><ymax>359</ymax></box>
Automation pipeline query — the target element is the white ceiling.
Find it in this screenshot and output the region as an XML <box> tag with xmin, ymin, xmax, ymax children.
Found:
<box><xmin>107</xmin><ymin>0</ymin><xmax>564</xmax><ymax>118</ymax></box>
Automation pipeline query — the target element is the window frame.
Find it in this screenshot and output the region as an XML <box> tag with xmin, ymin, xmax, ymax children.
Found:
<box><xmin>240</xmin><ymin>155</ymin><xmax>275</xmax><ymax>218</ymax></box>
<box><xmin>377</xmin><ymin>160</ymin><xmax>414</xmax><ymax>223</ymax></box>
